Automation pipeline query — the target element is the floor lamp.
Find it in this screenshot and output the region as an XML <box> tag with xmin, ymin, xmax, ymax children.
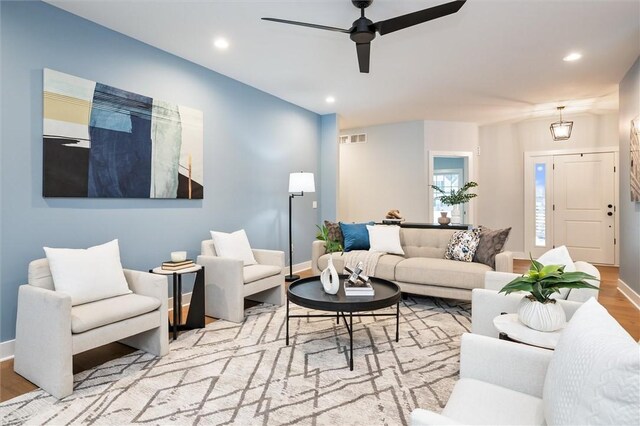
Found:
<box><xmin>287</xmin><ymin>172</ymin><xmax>315</xmax><ymax>282</ymax></box>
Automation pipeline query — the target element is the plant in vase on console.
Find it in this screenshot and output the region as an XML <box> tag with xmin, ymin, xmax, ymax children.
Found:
<box><xmin>431</xmin><ymin>181</ymin><xmax>478</xmax><ymax>225</ymax></box>
<box><xmin>499</xmin><ymin>256</ymin><xmax>599</xmax><ymax>331</ymax></box>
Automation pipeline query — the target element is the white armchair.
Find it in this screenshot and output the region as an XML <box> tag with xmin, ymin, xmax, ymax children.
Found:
<box><xmin>14</xmin><ymin>259</ymin><xmax>168</xmax><ymax>399</ymax></box>
<box><xmin>412</xmin><ymin>299</ymin><xmax>639</xmax><ymax>425</ymax></box>
<box><xmin>197</xmin><ymin>240</ymin><xmax>285</xmax><ymax>323</ymax></box>
<box><xmin>472</xmin><ymin>261</ymin><xmax>600</xmax><ymax>338</ymax></box>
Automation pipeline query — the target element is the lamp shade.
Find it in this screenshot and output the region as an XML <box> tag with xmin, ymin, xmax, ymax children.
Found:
<box><xmin>289</xmin><ymin>172</ymin><xmax>315</xmax><ymax>193</ymax></box>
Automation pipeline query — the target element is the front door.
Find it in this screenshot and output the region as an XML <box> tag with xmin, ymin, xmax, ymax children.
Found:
<box><xmin>553</xmin><ymin>152</ymin><xmax>615</xmax><ymax>264</ymax></box>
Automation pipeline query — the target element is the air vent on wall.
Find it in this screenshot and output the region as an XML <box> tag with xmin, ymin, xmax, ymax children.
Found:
<box><xmin>339</xmin><ymin>133</ymin><xmax>367</xmax><ymax>144</ymax></box>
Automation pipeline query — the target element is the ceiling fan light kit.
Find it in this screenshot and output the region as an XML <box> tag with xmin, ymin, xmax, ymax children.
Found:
<box><xmin>550</xmin><ymin>106</ymin><xmax>573</xmax><ymax>141</ymax></box>
<box><xmin>262</xmin><ymin>0</ymin><xmax>467</xmax><ymax>74</ymax></box>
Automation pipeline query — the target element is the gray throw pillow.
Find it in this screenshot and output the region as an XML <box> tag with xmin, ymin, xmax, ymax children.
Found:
<box><xmin>324</xmin><ymin>220</ymin><xmax>344</xmax><ymax>247</ymax></box>
<box><xmin>473</xmin><ymin>226</ymin><xmax>511</xmax><ymax>268</ymax></box>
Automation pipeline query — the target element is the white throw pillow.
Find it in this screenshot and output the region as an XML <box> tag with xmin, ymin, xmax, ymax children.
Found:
<box><xmin>543</xmin><ymin>298</ymin><xmax>640</xmax><ymax>425</ymax></box>
<box><xmin>537</xmin><ymin>245</ymin><xmax>576</xmax><ymax>299</ymax></box>
<box><xmin>210</xmin><ymin>229</ymin><xmax>257</xmax><ymax>266</ymax></box>
<box><xmin>44</xmin><ymin>239</ymin><xmax>131</xmax><ymax>306</ymax></box>
<box><xmin>367</xmin><ymin>225</ymin><xmax>404</xmax><ymax>255</ymax></box>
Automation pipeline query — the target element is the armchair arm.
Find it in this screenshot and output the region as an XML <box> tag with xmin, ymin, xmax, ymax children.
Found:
<box><xmin>311</xmin><ymin>240</ymin><xmax>327</xmax><ymax>275</ymax></box>
<box><xmin>124</xmin><ymin>269</ymin><xmax>167</xmax><ymax>301</ymax></box>
<box><xmin>494</xmin><ymin>251</ymin><xmax>513</xmax><ymax>273</ymax></box>
<box><xmin>14</xmin><ymin>285</ymin><xmax>74</xmax><ymax>399</ymax></box>
<box><xmin>252</xmin><ymin>249</ymin><xmax>285</xmax><ymax>269</ymax></box>
<box><xmin>459</xmin><ymin>333</ymin><xmax>552</xmax><ymax>398</ymax></box>
<box><xmin>568</xmin><ymin>261</ymin><xmax>601</xmax><ymax>302</ymax></box>
<box><xmin>197</xmin><ymin>255</ymin><xmax>245</xmax><ymax>321</ymax></box>
<box><xmin>484</xmin><ymin>271</ymin><xmax>520</xmax><ymax>291</ymax></box>
<box><xmin>410</xmin><ymin>409</ymin><xmax>461</xmax><ymax>425</ymax></box>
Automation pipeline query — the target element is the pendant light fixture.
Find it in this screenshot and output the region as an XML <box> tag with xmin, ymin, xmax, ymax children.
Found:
<box><xmin>550</xmin><ymin>106</ymin><xmax>573</xmax><ymax>141</ymax></box>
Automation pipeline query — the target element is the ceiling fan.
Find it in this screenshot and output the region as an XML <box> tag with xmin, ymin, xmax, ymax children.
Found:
<box><xmin>262</xmin><ymin>0</ymin><xmax>467</xmax><ymax>73</ymax></box>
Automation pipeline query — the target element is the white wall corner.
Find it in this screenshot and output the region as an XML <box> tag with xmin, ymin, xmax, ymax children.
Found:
<box><xmin>618</xmin><ymin>279</ymin><xmax>640</xmax><ymax>310</ymax></box>
<box><xmin>1</xmin><ymin>339</ymin><xmax>15</xmax><ymax>362</ymax></box>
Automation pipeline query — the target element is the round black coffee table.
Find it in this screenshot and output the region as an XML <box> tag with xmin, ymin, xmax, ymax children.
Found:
<box><xmin>286</xmin><ymin>275</ymin><xmax>401</xmax><ymax>370</ymax></box>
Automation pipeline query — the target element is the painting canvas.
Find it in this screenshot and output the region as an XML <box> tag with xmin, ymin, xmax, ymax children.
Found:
<box><xmin>43</xmin><ymin>69</ymin><xmax>203</xmax><ymax>198</ymax></box>
<box><xmin>631</xmin><ymin>118</ymin><xmax>640</xmax><ymax>202</ymax></box>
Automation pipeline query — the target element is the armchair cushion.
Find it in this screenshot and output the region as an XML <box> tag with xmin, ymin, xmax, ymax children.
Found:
<box><xmin>43</xmin><ymin>239</ymin><xmax>131</xmax><ymax>305</ymax></box>
<box><xmin>442</xmin><ymin>378</ymin><xmax>544</xmax><ymax>425</ymax></box>
<box><xmin>243</xmin><ymin>264</ymin><xmax>282</xmax><ymax>284</ymax></box>
<box><xmin>543</xmin><ymin>298</ymin><xmax>640</xmax><ymax>426</ymax></box>
<box><xmin>70</xmin><ymin>293</ymin><xmax>161</xmax><ymax>334</ymax></box>
<box><xmin>210</xmin><ymin>229</ymin><xmax>257</xmax><ymax>266</ymax></box>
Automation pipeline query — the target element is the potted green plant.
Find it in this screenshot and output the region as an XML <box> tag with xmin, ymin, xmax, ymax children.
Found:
<box><xmin>499</xmin><ymin>257</ymin><xmax>599</xmax><ymax>331</ymax></box>
<box><xmin>431</xmin><ymin>181</ymin><xmax>478</xmax><ymax>225</ymax></box>
<box><xmin>315</xmin><ymin>224</ymin><xmax>343</xmax><ymax>253</ymax></box>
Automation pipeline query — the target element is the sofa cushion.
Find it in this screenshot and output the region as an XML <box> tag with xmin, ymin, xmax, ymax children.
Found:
<box><xmin>44</xmin><ymin>239</ymin><xmax>132</xmax><ymax>306</ymax></box>
<box><xmin>473</xmin><ymin>226</ymin><xmax>511</xmax><ymax>268</ymax></box>
<box><xmin>400</xmin><ymin>228</ymin><xmax>457</xmax><ymax>258</ymax></box>
<box><xmin>443</xmin><ymin>378</ymin><xmax>544</xmax><ymax>425</ymax></box>
<box><xmin>317</xmin><ymin>252</ymin><xmax>346</xmax><ymax>273</ymax></box>
<box><xmin>373</xmin><ymin>255</ymin><xmax>405</xmax><ymax>281</ymax></box>
<box><xmin>243</xmin><ymin>264</ymin><xmax>282</xmax><ymax>284</ymax></box>
<box><xmin>340</xmin><ymin>221</ymin><xmax>374</xmax><ymax>251</ymax></box>
<box><xmin>395</xmin><ymin>258</ymin><xmax>491</xmax><ymax>290</ymax></box>
<box><xmin>543</xmin><ymin>298</ymin><xmax>640</xmax><ymax>426</ymax></box>
<box><xmin>71</xmin><ymin>293</ymin><xmax>160</xmax><ymax>334</ymax></box>
<box><xmin>445</xmin><ymin>229</ymin><xmax>481</xmax><ymax>262</ymax></box>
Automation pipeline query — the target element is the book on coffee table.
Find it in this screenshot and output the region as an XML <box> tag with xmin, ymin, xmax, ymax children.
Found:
<box><xmin>344</xmin><ymin>280</ymin><xmax>375</xmax><ymax>296</ymax></box>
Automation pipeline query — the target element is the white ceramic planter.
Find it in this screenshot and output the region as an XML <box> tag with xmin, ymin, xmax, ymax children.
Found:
<box><xmin>517</xmin><ymin>296</ymin><xmax>566</xmax><ymax>332</ymax></box>
<box><xmin>320</xmin><ymin>257</ymin><xmax>340</xmax><ymax>295</ymax></box>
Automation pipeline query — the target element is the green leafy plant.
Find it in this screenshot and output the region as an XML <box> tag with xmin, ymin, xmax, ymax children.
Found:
<box><xmin>431</xmin><ymin>181</ymin><xmax>478</xmax><ymax>206</ymax></box>
<box><xmin>499</xmin><ymin>256</ymin><xmax>599</xmax><ymax>303</ymax></box>
<box><xmin>315</xmin><ymin>224</ymin><xmax>343</xmax><ymax>253</ymax></box>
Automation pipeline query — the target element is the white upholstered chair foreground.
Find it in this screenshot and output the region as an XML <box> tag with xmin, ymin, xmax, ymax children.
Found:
<box><xmin>472</xmin><ymin>260</ymin><xmax>600</xmax><ymax>338</ymax></box>
<box><xmin>411</xmin><ymin>298</ymin><xmax>639</xmax><ymax>425</ymax></box>
<box><xmin>14</xmin><ymin>259</ymin><xmax>169</xmax><ymax>399</ymax></box>
<box><xmin>197</xmin><ymin>240</ymin><xmax>285</xmax><ymax>323</ymax></box>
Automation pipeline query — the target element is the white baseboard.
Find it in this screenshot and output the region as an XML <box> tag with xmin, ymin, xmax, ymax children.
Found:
<box><xmin>292</xmin><ymin>260</ymin><xmax>311</xmax><ymax>273</ymax></box>
<box><xmin>1</xmin><ymin>339</ymin><xmax>15</xmax><ymax>362</ymax></box>
<box><xmin>618</xmin><ymin>279</ymin><xmax>640</xmax><ymax>310</ymax></box>
<box><xmin>0</xmin><ymin>293</ymin><xmax>195</xmax><ymax>362</ymax></box>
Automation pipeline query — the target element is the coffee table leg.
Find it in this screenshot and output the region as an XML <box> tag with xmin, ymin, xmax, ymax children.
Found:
<box><xmin>336</xmin><ymin>311</ymin><xmax>339</xmax><ymax>324</ymax></box>
<box><xmin>172</xmin><ymin>273</ymin><xmax>178</xmax><ymax>341</ymax></box>
<box><xmin>396</xmin><ymin>302</ymin><xmax>400</xmax><ymax>342</ymax></box>
<box><xmin>349</xmin><ymin>312</ymin><xmax>353</xmax><ymax>371</ymax></box>
<box><xmin>286</xmin><ymin>297</ymin><xmax>290</xmax><ymax>346</ymax></box>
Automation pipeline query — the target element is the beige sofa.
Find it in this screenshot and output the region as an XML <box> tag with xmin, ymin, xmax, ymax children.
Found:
<box><xmin>312</xmin><ymin>227</ymin><xmax>513</xmax><ymax>300</ymax></box>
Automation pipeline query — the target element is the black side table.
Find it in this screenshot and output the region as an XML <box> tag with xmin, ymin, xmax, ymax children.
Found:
<box><xmin>150</xmin><ymin>265</ymin><xmax>205</xmax><ymax>341</ymax></box>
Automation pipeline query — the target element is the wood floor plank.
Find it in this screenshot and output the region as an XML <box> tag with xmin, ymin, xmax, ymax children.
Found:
<box><xmin>1</xmin><ymin>263</ymin><xmax>638</xmax><ymax>403</ymax></box>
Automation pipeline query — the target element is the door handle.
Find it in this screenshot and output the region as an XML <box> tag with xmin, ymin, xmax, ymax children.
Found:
<box><xmin>608</xmin><ymin>204</ymin><xmax>613</xmax><ymax>208</ymax></box>
<box><xmin>607</xmin><ymin>212</ymin><xmax>613</xmax><ymax>216</ymax></box>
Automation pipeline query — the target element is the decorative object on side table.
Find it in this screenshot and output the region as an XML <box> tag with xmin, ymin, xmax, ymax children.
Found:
<box><xmin>320</xmin><ymin>257</ymin><xmax>340</xmax><ymax>294</ymax></box>
<box><xmin>287</xmin><ymin>172</ymin><xmax>315</xmax><ymax>281</ymax></box>
<box><xmin>431</xmin><ymin>181</ymin><xmax>478</xmax><ymax>225</ymax></box>
<box><xmin>383</xmin><ymin>209</ymin><xmax>404</xmax><ymax>224</ymax></box>
<box><xmin>162</xmin><ymin>259</ymin><xmax>195</xmax><ymax>271</ymax></box>
<box><xmin>499</xmin><ymin>256</ymin><xmax>598</xmax><ymax>332</ymax></box>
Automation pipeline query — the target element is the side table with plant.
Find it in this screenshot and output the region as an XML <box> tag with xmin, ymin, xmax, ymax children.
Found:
<box><xmin>499</xmin><ymin>256</ymin><xmax>599</xmax><ymax>331</ymax></box>
<box><xmin>431</xmin><ymin>181</ymin><xmax>478</xmax><ymax>225</ymax></box>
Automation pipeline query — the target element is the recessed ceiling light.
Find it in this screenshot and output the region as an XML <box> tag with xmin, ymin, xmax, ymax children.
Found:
<box><xmin>563</xmin><ymin>52</ymin><xmax>582</xmax><ymax>62</ymax></box>
<box><xmin>326</xmin><ymin>96</ymin><xmax>335</xmax><ymax>104</ymax></box>
<box><xmin>214</xmin><ymin>38</ymin><xmax>229</xmax><ymax>50</ymax></box>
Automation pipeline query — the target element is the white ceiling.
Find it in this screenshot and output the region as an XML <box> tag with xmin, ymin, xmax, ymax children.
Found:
<box><xmin>46</xmin><ymin>0</ymin><xmax>640</xmax><ymax>129</ymax></box>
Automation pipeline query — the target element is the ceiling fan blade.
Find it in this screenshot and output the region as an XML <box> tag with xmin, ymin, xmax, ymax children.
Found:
<box><xmin>374</xmin><ymin>0</ymin><xmax>466</xmax><ymax>36</ymax></box>
<box><xmin>262</xmin><ymin>17</ymin><xmax>351</xmax><ymax>33</ymax></box>
<box><xmin>356</xmin><ymin>42</ymin><xmax>371</xmax><ymax>73</ymax></box>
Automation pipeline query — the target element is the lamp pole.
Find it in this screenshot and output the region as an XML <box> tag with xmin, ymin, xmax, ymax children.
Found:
<box><xmin>286</xmin><ymin>191</ymin><xmax>303</xmax><ymax>282</ymax></box>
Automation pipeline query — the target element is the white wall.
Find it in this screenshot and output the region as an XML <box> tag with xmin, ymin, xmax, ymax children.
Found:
<box><xmin>478</xmin><ymin>112</ymin><xmax>619</xmax><ymax>254</ymax></box>
<box><xmin>338</xmin><ymin>121</ymin><xmax>426</xmax><ymax>222</ymax></box>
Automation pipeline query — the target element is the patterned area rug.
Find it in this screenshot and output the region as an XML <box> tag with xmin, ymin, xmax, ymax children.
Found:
<box><xmin>1</xmin><ymin>296</ymin><xmax>470</xmax><ymax>425</ymax></box>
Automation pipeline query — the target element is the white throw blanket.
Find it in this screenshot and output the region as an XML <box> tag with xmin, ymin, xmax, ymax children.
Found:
<box><xmin>342</xmin><ymin>250</ymin><xmax>383</xmax><ymax>276</ymax></box>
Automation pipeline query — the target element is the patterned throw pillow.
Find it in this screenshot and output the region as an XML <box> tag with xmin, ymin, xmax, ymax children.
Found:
<box><xmin>444</xmin><ymin>228</ymin><xmax>481</xmax><ymax>262</ymax></box>
<box><xmin>324</xmin><ymin>220</ymin><xmax>343</xmax><ymax>247</ymax></box>
<box><xmin>473</xmin><ymin>226</ymin><xmax>511</xmax><ymax>268</ymax></box>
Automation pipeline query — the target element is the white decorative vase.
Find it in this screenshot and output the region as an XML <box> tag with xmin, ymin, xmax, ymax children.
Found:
<box><xmin>437</xmin><ymin>211</ymin><xmax>451</xmax><ymax>225</ymax></box>
<box><xmin>320</xmin><ymin>257</ymin><xmax>340</xmax><ymax>295</ymax></box>
<box><xmin>517</xmin><ymin>296</ymin><xmax>567</xmax><ymax>332</ymax></box>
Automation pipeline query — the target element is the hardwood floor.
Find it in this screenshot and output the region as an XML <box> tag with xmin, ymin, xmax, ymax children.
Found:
<box><xmin>1</xmin><ymin>263</ymin><xmax>638</xmax><ymax>403</ymax></box>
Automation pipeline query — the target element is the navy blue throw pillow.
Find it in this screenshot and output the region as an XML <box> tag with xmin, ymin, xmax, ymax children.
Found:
<box><xmin>339</xmin><ymin>221</ymin><xmax>375</xmax><ymax>251</ymax></box>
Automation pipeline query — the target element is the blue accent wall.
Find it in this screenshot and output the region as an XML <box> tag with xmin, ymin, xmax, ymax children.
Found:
<box><xmin>319</xmin><ymin>114</ymin><xmax>338</xmax><ymax>221</ymax></box>
<box><xmin>0</xmin><ymin>1</ymin><xmax>327</xmax><ymax>341</ymax></box>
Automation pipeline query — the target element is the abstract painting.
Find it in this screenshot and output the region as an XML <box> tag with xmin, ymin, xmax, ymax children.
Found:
<box><xmin>631</xmin><ymin>118</ymin><xmax>640</xmax><ymax>202</ymax></box>
<box><xmin>43</xmin><ymin>69</ymin><xmax>203</xmax><ymax>198</ymax></box>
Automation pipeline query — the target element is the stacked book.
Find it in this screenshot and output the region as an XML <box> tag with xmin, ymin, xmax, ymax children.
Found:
<box><xmin>344</xmin><ymin>280</ymin><xmax>375</xmax><ymax>296</ymax></box>
<box><xmin>161</xmin><ymin>259</ymin><xmax>195</xmax><ymax>271</ymax></box>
